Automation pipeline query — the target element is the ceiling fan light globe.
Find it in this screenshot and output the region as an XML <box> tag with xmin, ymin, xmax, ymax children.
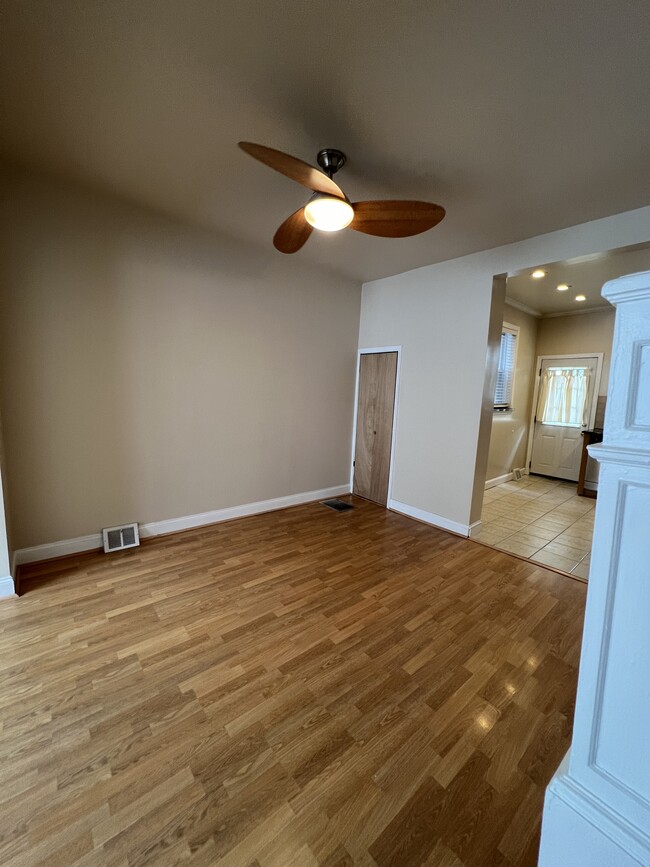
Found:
<box><xmin>304</xmin><ymin>194</ymin><xmax>354</xmax><ymax>232</ymax></box>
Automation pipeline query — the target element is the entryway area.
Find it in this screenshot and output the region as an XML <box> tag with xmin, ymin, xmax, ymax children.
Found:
<box><xmin>478</xmin><ymin>242</ymin><xmax>650</xmax><ymax>579</ymax></box>
<box><xmin>479</xmin><ymin>475</ymin><xmax>594</xmax><ymax>578</ymax></box>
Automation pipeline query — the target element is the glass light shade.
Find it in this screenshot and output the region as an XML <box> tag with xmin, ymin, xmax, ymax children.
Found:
<box><xmin>304</xmin><ymin>194</ymin><xmax>354</xmax><ymax>232</ymax></box>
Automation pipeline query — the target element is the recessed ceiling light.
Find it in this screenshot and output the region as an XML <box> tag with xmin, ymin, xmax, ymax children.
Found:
<box><xmin>531</xmin><ymin>269</ymin><xmax>546</xmax><ymax>279</ymax></box>
<box><xmin>556</xmin><ymin>283</ymin><xmax>570</xmax><ymax>291</ymax></box>
<box><xmin>575</xmin><ymin>294</ymin><xmax>586</xmax><ymax>302</ymax></box>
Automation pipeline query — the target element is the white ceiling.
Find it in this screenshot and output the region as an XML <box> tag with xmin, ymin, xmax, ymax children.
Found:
<box><xmin>506</xmin><ymin>243</ymin><xmax>650</xmax><ymax>316</ymax></box>
<box><xmin>1</xmin><ymin>0</ymin><xmax>649</xmax><ymax>283</ymax></box>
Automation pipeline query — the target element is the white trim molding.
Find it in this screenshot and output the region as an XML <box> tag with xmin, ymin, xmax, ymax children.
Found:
<box><xmin>12</xmin><ymin>484</ymin><xmax>350</xmax><ymax>568</ymax></box>
<box><xmin>542</xmin><ymin>305</ymin><xmax>613</xmax><ymax>319</ymax></box>
<box><xmin>504</xmin><ymin>295</ymin><xmax>542</xmax><ymax>318</ymax></box>
<box><xmin>13</xmin><ymin>533</ymin><xmax>104</xmax><ymax>568</ymax></box>
<box><xmin>389</xmin><ymin>499</ymin><xmax>471</xmax><ymax>537</ymax></box>
<box><xmin>0</xmin><ymin>575</ymin><xmax>16</xmax><ymax>598</ymax></box>
<box><xmin>139</xmin><ymin>485</ymin><xmax>350</xmax><ymax>538</ymax></box>
<box><xmin>485</xmin><ymin>471</ymin><xmax>514</xmax><ymax>489</ymax></box>
<box><xmin>540</xmin><ymin>752</ymin><xmax>649</xmax><ymax>867</ymax></box>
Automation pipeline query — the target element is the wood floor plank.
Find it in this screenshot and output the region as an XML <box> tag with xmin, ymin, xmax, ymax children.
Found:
<box><xmin>0</xmin><ymin>496</ymin><xmax>586</xmax><ymax>865</ymax></box>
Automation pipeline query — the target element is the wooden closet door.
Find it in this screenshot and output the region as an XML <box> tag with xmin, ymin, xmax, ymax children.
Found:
<box><xmin>353</xmin><ymin>352</ymin><xmax>398</xmax><ymax>506</ymax></box>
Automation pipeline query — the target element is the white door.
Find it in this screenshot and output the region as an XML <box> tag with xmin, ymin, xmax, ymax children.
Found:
<box><xmin>530</xmin><ymin>356</ymin><xmax>600</xmax><ymax>481</ymax></box>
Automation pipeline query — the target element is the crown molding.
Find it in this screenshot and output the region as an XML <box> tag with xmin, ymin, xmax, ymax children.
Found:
<box><xmin>504</xmin><ymin>296</ymin><xmax>542</xmax><ymax>317</ymax></box>
<box><xmin>542</xmin><ymin>305</ymin><xmax>614</xmax><ymax>319</ymax></box>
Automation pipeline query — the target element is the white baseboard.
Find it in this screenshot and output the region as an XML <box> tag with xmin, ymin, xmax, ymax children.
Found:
<box><xmin>539</xmin><ymin>760</ymin><xmax>649</xmax><ymax>867</ymax></box>
<box><xmin>13</xmin><ymin>533</ymin><xmax>103</xmax><ymax>569</ymax></box>
<box><xmin>485</xmin><ymin>472</ymin><xmax>514</xmax><ymax>489</ymax></box>
<box><xmin>389</xmin><ymin>499</ymin><xmax>470</xmax><ymax>537</ymax></box>
<box><xmin>584</xmin><ymin>480</ymin><xmax>599</xmax><ymax>492</ymax></box>
<box><xmin>468</xmin><ymin>520</ymin><xmax>482</xmax><ymax>538</ymax></box>
<box><xmin>13</xmin><ymin>484</ymin><xmax>351</xmax><ymax>568</ymax></box>
<box><xmin>138</xmin><ymin>485</ymin><xmax>350</xmax><ymax>538</ymax></box>
<box><xmin>0</xmin><ymin>575</ymin><xmax>17</xmax><ymax>598</ymax></box>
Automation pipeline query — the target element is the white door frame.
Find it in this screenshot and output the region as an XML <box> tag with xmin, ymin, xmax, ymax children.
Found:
<box><xmin>349</xmin><ymin>346</ymin><xmax>402</xmax><ymax>504</ymax></box>
<box><xmin>525</xmin><ymin>352</ymin><xmax>604</xmax><ymax>475</ymax></box>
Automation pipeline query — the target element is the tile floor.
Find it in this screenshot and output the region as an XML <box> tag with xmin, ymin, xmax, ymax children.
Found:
<box><xmin>476</xmin><ymin>475</ymin><xmax>594</xmax><ymax>579</ymax></box>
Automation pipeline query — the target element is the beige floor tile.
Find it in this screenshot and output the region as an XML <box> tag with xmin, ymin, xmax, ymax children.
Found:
<box><xmin>532</xmin><ymin>548</ymin><xmax>580</xmax><ymax>573</ymax></box>
<box><xmin>501</xmin><ymin>529</ymin><xmax>552</xmax><ymax>550</ymax></box>
<box><xmin>517</xmin><ymin>523</ymin><xmax>560</xmax><ymax>542</ymax></box>
<box><xmin>561</xmin><ymin>522</ymin><xmax>594</xmax><ymax>538</ymax></box>
<box><xmin>482</xmin><ymin>476</ymin><xmax>594</xmax><ymax>577</ymax></box>
<box><xmin>500</xmin><ymin>481</ymin><xmax>528</xmax><ymax>492</ymax></box>
<box><xmin>486</xmin><ymin>516</ymin><xmax>529</xmax><ymax>532</ymax></box>
<box><xmin>554</xmin><ymin>530</ymin><xmax>593</xmax><ymax>549</ymax></box>
<box><xmin>473</xmin><ymin>526</ymin><xmax>513</xmax><ymax>545</ymax></box>
<box><xmin>571</xmin><ymin>560</ymin><xmax>591</xmax><ymax>580</ymax></box>
<box><xmin>518</xmin><ymin>512</ymin><xmax>549</xmax><ymax>524</ymax></box>
<box><xmin>542</xmin><ymin>540</ymin><xmax>590</xmax><ymax>561</ymax></box>
<box><xmin>482</xmin><ymin>491</ymin><xmax>503</xmax><ymax>504</ymax></box>
<box><xmin>482</xmin><ymin>503</ymin><xmax>511</xmax><ymax>517</ymax></box>
<box><xmin>498</xmin><ymin>538</ymin><xmax>545</xmax><ymax>558</ymax></box>
<box><xmin>528</xmin><ymin>516</ymin><xmax>572</xmax><ymax>532</ymax></box>
<box><xmin>480</xmin><ymin>509</ymin><xmax>506</xmax><ymax>523</ymax></box>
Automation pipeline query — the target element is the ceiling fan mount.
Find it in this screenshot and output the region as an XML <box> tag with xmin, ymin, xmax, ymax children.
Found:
<box><xmin>237</xmin><ymin>140</ymin><xmax>446</xmax><ymax>254</ymax></box>
<box><xmin>316</xmin><ymin>148</ymin><xmax>347</xmax><ymax>178</ymax></box>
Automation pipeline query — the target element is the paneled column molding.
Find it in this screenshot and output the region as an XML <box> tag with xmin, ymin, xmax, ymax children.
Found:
<box><xmin>539</xmin><ymin>270</ymin><xmax>650</xmax><ymax>867</ymax></box>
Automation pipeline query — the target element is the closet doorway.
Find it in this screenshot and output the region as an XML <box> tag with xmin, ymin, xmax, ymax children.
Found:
<box><xmin>351</xmin><ymin>349</ymin><xmax>399</xmax><ymax>507</ymax></box>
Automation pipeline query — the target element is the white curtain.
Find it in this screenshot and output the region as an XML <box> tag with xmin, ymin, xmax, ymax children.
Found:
<box><xmin>537</xmin><ymin>367</ymin><xmax>590</xmax><ymax>425</ymax></box>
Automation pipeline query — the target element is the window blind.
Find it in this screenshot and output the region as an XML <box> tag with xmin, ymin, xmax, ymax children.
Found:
<box><xmin>494</xmin><ymin>328</ymin><xmax>517</xmax><ymax>409</ymax></box>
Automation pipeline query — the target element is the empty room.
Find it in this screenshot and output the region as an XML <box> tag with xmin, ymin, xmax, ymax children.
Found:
<box><xmin>0</xmin><ymin>3</ymin><xmax>649</xmax><ymax>866</ymax></box>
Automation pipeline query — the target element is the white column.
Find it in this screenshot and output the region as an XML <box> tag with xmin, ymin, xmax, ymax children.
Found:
<box><xmin>538</xmin><ymin>270</ymin><xmax>650</xmax><ymax>867</ymax></box>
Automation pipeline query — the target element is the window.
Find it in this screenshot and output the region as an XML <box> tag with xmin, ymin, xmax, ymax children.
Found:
<box><xmin>494</xmin><ymin>324</ymin><xmax>518</xmax><ymax>411</ymax></box>
<box><xmin>537</xmin><ymin>366</ymin><xmax>590</xmax><ymax>427</ymax></box>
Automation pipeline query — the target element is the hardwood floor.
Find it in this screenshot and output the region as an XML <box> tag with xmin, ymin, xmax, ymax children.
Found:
<box><xmin>0</xmin><ymin>497</ymin><xmax>586</xmax><ymax>866</ymax></box>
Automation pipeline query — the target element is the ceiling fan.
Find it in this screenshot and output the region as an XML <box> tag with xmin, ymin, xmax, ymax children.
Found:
<box><xmin>238</xmin><ymin>141</ymin><xmax>446</xmax><ymax>254</ymax></box>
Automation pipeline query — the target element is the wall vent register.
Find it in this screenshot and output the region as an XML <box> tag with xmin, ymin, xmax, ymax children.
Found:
<box><xmin>102</xmin><ymin>523</ymin><xmax>140</xmax><ymax>553</ymax></box>
<box><xmin>321</xmin><ymin>499</ymin><xmax>354</xmax><ymax>512</ymax></box>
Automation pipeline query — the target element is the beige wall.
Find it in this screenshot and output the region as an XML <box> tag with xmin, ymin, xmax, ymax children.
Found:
<box><xmin>0</xmin><ymin>168</ymin><xmax>361</xmax><ymax>550</ymax></box>
<box><xmin>359</xmin><ymin>205</ymin><xmax>650</xmax><ymax>529</ymax></box>
<box><xmin>536</xmin><ymin>309</ymin><xmax>616</xmax><ymax>395</ymax></box>
<box><xmin>486</xmin><ymin>303</ymin><xmax>539</xmax><ymax>483</ymax></box>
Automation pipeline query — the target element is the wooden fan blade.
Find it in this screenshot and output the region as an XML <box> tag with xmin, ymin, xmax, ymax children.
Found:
<box><xmin>349</xmin><ymin>200</ymin><xmax>446</xmax><ymax>237</ymax></box>
<box><xmin>273</xmin><ymin>208</ymin><xmax>313</xmax><ymax>254</ymax></box>
<box><xmin>238</xmin><ymin>142</ymin><xmax>345</xmax><ymax>198</ymax></box>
